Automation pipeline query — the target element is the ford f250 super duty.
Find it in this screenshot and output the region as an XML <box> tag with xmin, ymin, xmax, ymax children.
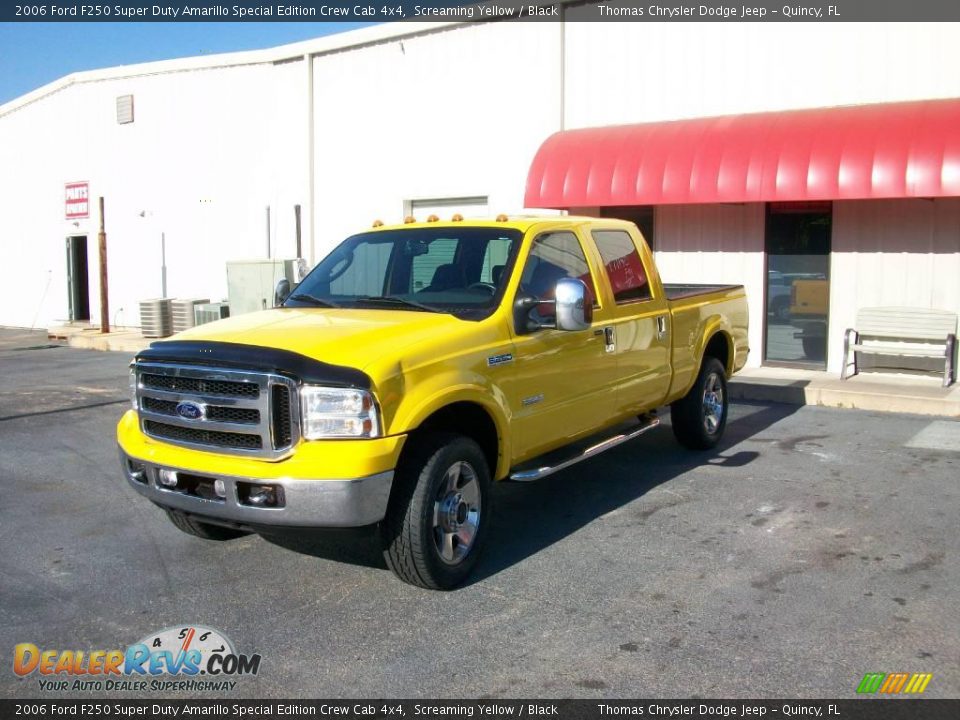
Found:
<box><xmin>118</xmin><ymin>216</ymin><xmax>748</xmax><ymax>589</ymax></box>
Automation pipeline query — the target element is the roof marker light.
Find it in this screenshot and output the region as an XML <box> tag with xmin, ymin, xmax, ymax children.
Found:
<box><xmin>427</xmin><ymin>214</ymin><xmax>440</xmax><ymax>222</ymax></box>
<box><xmin>404</xmin><ymin>215</ymin><xmax>416</xmax><ymax>224</ymax></box>
<box><xmin>496</xmin><ymin>213</ymin><xmax>509</xmax><ymax>222</ymax></box>
<box><xmin>372</xmin><ymin>219</ymin><xmax>384</xmax><ymax>228</ymax></box>
<box><xmin>451</xmin><ymin>214</ymin><xmax>464</xmax><ymax>221</ymax></box>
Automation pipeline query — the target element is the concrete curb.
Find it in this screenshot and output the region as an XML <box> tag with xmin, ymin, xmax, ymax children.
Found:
<box><xmin>48</xmin><ymin>326</ymin><xmax>150</xmax><ymax>354</ymax></box>
<box><xmin>730</xmin><ymin>372</ymin><xmax>960</xmax><ymax>418</ymax></box>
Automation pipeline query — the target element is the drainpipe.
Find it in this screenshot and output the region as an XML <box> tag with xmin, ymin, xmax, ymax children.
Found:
<box><xmin>559</xmin><ymin>4</ymin><xmax>566</xmax><ymax>132</ymax></box>
<box><xmin>305</xmin><ymin>52</ymin><xmax>316</xmax><ymax>265</ymax></box>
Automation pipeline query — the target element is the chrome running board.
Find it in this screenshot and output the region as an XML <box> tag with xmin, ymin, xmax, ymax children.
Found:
<box><xmin>508</xmin><ymin>414</ymin><xmax>660</xmax><ymax>482</ymax></box>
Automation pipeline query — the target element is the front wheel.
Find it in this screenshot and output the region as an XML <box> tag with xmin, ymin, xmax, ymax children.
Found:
<box><xmin>380</xmin><ymin>434</ymin><xmax>491</xmax><ymax>590</ymax></box>
<box><xmin>670</xmin><ymin>357</ymin><xmax>728</xmax><ymax>450</ymax></box>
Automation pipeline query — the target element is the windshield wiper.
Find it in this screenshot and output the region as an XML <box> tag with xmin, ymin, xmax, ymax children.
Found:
<box><xmin>287</xmin><ymin>293</ymin><xmax>340</xmax><ymax>308</ymax></box>
<box><xmin>355</xmin><ymin>295</ymin><xmax>443</xmax><ymax>313</ymax></box>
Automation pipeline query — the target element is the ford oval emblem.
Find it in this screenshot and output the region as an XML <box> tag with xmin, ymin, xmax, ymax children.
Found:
<box><xmin>175</xmin><ymin>401</ymin><xmax>205</xmax><ymax>420</ymax></box>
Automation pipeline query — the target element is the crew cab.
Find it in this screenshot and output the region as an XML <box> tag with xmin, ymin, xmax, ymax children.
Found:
<box><xmin>117</xmin><ymin>216</ymin><xmax>748</xmax><ymax>589</ymax></box>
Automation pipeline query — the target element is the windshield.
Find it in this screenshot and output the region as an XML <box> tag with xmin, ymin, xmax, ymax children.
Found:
<box><xmin>286</xmin><ymin>227</ymin><xmax>523</xmax><ymax>320</ymax></box>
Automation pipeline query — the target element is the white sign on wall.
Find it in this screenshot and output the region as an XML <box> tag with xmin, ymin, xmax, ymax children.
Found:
<box><xmin>65</xmin><ymin>181</ymin><xmax>89</xmax><ymax>220</ymax></box>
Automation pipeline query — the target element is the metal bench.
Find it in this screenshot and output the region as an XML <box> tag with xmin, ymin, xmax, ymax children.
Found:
<box><xmin>842</xmin><ymin>307</ymin><xmax>957</xmax><ymax>387</ymax></box>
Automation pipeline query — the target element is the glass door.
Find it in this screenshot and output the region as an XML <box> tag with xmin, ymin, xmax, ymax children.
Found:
<box><xmin>764</xmin><ymin>204</ymin><xmax>831</xmax><ymax>367</ymax></box>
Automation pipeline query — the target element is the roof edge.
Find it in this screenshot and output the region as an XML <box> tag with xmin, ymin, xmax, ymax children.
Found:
<box><xmin>0</xmin><ymin>20</ymin><xmax>462</xmax><ymax>118</ymax></box>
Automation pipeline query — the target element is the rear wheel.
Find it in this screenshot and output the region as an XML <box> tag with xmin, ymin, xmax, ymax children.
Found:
<box><xmin>380</xmin><ymin>433</ymin><xmax>491</xmax><ymax>590</ymax></box>
<box><xmin>670</xmin><ymin>357</ymin><xmax>728</xmax><ymax>450</ymax></box>
<box><xmin>164</xmin><ymin>510</ymin><xmax>249</xmax><ymax>541</ymax></box>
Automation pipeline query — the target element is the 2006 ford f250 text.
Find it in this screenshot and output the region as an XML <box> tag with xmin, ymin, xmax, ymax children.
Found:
<box><xmin>117</xmin><ymin>216</ymin><xmax>748</xmax><ymax>589</ymax></box>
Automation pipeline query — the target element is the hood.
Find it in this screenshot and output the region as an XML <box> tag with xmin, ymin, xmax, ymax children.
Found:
<box><xmin>170</xmin><ymin>307</ymin><xmax>465</xmax><ymax>373</ymax></box>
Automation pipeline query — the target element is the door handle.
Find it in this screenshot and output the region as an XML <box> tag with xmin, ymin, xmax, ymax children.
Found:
<box><xmin>656</xmin><ymin>315</ymin><xmax>668</xmax><ymax>340</ymax></box>
<box><xmin>604</xmin><ymin>326</ymin><xmax>615</xmax><ymax>353</ymax></box>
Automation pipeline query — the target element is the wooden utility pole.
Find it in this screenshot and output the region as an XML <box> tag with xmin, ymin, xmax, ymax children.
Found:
<box><xmin>98</xmin><ymin>196</ymin><xmax>110</xmax><ymax>334</ymax></box>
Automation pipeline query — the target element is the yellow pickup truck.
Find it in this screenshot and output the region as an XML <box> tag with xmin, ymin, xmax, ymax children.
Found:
<box><xmin>118</xmin><ymin>216</ymin><xmax>748</xmax><ymax>589</ymax></box>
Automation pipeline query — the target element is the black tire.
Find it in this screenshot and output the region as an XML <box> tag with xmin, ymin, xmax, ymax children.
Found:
<box><xmin>164</xmin><ymin>510</ymin><xmax>250</xmax><ymax>541</ymax></box>
<box><xmin>380</xmin><ymin>433</ymin><xmax>491</xmax><ymax>590</ymax></box>
<box><xmin>670</xmin><ymin>357</ymin><xmax>728</xmax><ymax>450</ymax></box>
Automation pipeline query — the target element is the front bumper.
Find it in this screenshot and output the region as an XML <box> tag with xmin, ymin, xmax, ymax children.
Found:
<box><xmin>119</xmin><ymin>448</ymin><xmax>393</xmax><ymax>528</ymax></box>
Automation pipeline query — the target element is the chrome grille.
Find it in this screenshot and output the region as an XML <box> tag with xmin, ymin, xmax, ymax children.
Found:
<box><xmin>135</xmin><ymin>362</ymin><xmax>299</xmax><ymax>459</ymax></box>
<box><xmin>141</xmin><ymin>373</ymin><xmax>260</xmax><ymax>398</ymax></box>
<box><xmin>144</xmin><ymin>420</ymin><xmax>263</xmax><ymax>449</ymax></box>
<box><xmin>142</xmin><ymin>397</ymin><xmax>260</xmax><ymax>425</ymax></box>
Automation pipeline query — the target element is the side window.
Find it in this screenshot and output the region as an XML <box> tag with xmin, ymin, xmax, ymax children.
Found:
<box><xmin>592</xmin><ymin>230</ymin><xmax>652</xmax><ymax>303</ymax></box>
<box><xmin>520</xmin><ymin>231</ymin><xmax>597</xmax><ymax>306</ymax></box>
<box><xmin>412</xmin><ymin>238</ymin><xmax>459</xmax><ymax>291</ymax></box>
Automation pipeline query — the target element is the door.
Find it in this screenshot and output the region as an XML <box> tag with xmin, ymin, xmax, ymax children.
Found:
<box><xmin>507</xmin><ymin>230</ymin><xmax>619</xmax><ymax>462</ymax></box>
<box><xmin>764</xmin><ymin>203</ymin><xmax>831</xmax><ymax>367</ymax></box>
<box><xmin>590</xmin><ymin>228</ymin><xmax>672</xmax><ymax>415</ymax></box>
<box><xmin>66</xmin><ymin>235</ymin><xmax>90</xmax><ymax>322</ymax></box>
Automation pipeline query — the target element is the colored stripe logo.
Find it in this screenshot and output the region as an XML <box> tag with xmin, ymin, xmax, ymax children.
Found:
<box><xmin>857</xmin><ymin>672</ymin><xmax>932</xmax><ymax>694</ymax></box>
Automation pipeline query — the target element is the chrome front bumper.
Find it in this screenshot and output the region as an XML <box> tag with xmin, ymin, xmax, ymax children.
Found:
<box><xmin>119</xmin><ymin>448</ymin><xmax>393</xmax><ymax>528</ymax></box>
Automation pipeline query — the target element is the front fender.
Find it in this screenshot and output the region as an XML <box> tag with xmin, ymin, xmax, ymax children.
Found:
<box><xmin>388</xmin><ymin>371</ymin><xmax>512</xmax><ymax>481</ymax></box>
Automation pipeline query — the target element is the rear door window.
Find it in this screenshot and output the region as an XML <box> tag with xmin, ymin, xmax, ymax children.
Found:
<box><xmin>592</xmin><ymin>230</ymin><xmax>652</xmax><ymax>303</ymax></box>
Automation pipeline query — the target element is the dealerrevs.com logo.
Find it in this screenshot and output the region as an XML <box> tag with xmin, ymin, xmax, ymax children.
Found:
<box><xmin>14</xmin><ymin>625</ymin><xmax>261</xmax><ymax>692</ymax></box>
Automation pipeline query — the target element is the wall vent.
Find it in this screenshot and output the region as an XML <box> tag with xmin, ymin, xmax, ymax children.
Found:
<box><xmin>116</xmin><ymin>95</ymin><xmax>134</xmax><ymax>125</ymax></box>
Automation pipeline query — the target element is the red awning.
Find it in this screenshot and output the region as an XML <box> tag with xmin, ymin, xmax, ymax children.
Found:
<box><xmin>525</xmin><ymin>98</ymin><xmax>960</xmax><ymax>207</ymax></box>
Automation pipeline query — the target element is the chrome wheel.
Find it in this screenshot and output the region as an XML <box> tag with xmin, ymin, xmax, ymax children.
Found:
<box><xmin>433</xmin><ymin>460</ymin><xmax>481</xmax><ymax>565</ymax></box>
<box><xmin>702</xmin><ymin>372</ymin><xmax>725</xmax><ymax>435</ymax></box>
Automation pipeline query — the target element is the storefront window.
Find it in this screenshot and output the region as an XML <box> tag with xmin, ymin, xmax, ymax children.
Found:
<box><xmin>764</xmin><ymin>204</ymin><xmax>831</xmax><ymax>367</ymax></box>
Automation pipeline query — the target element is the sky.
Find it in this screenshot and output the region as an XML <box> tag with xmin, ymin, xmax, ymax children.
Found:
<box><xmin>0</xmin><ymin>22</ymin><xmax>376</xmax><ymax>105</ymax></box>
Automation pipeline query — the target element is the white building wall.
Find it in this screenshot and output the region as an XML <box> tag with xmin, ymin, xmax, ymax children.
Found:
<box><xmin>310</xmin><ymin>22</ymin><xmax>562</xmax><ymax>258</ymax></box>
<box><xmin>0</xmin><ymin>60</ymin><xmax>306</xmax><ymax>329</ymax></box>
<box><xmin>653</xmin><ymin>204</ymin><xmax>767</xmax><ymax>368</ymax></box>
<box><xmin>2</xmin><ymin>19</ymin><xmax>960</xmax><ymax>349</ymax></box>
<box><xmin>564</xmin><ymin>22</ymin><xmax>960</xmax><ymax>127</ymax></box>
<box><xmin>829</xmin><ymin>199</ymin><xmax>960</xmax><ymax>372</ymax></box>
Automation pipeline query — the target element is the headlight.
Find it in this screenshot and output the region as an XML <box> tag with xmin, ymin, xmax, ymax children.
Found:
<box><xmin>128</xmin><ymin>365</ymin><xmax>138</xmax><ymax>411</ymax></box>
<box><xmin>300</xmin><ymin>386</ymin><xmax>380</xmax><ymax>439</ymax></box>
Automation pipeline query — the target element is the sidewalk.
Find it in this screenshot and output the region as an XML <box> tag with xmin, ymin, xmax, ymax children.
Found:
<box><xmin>40</xmin><ymin>325</ymin><xmax>960</xmax><ymax>418</ymax></box>
<box><xmin>730</xmin><ymin>366</ymin><xmax>960</xmax><ymax>417</ymax></box>
<box><xmin>47</xmin><ymin>324</ymin><xmax>151</xmax><ymax>354</ymax></box>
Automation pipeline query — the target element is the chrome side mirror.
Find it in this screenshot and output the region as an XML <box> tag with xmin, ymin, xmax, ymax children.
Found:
<box><xmin>554</xmin><ymin>278</ymin><xmax>592</xmax><ymax>331</ymax></box>
<box><xmin>274</xmin><ymin>278</ymin><xmax>292</xmax><ymax>307</ymax></box>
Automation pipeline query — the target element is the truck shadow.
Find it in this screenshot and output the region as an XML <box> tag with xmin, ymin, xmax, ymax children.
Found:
<box><xmin>261</xmin><ymin>400</ymin><xmax>800</xmax><ymax>582</ymax></box>
<box><xmin>471</xmin><ymin>399</ymin><xmax>798</xmax><ymax>586</ymax></box>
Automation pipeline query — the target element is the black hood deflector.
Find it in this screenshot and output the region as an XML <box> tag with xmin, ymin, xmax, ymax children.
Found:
<box><xmin>136</xmin><ymin>340</ymin><xmax>372</xmax><ymax>389</ymax></box>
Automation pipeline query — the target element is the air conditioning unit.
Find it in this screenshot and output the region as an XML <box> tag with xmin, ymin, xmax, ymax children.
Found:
<box><xmin>194</xmin><ymin>302</ymin><xmax>230</xmax><ymax>327</ymax></box>
<box><xmin>139</xmin><ymin>299</ymin><xmax>172</xmax><ymax>338</ymax></box>
<box><xmin>170</xmin><ymin>298</ymin><xmax>210</xmax><ymax>334</ymax></box>
<box><xmin>226</xmin><ymin>259</ymin><xmax>307</xmax><ymax>316</ymax></box>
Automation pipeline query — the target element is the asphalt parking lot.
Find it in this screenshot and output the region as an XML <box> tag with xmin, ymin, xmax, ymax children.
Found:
<box><xmin>1</xmin><ymin>330</ymin><xmax>958</xmax><ymax>699</ymax></box>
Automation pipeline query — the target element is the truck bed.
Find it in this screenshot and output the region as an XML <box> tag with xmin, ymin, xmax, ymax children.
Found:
<box><xmin>663</xmin><ymin>283</ymin><xmax>744</xmax><ymax>301</ymax></box>
<box><xmin>662</xmin><ymin>283</ymin><xmax>750</xmax><ymax>403</ymax></box>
